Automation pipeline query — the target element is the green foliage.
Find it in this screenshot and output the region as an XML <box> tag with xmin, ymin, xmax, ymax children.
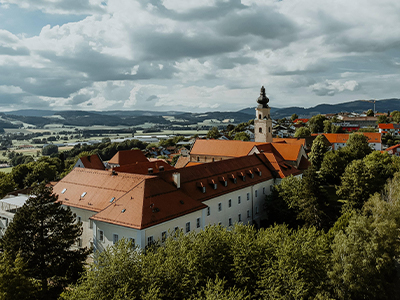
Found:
<box><xmin>309</xmin><ymin>135</ymin><xmax>329</xmax><ymax>170</ymax></box>
<box><xmin>233</xmin><ymin>132</ymin><xmax>250</xmax><ymax>141</ymax></box>
<box><xmin>207</xmin><ymin>127</ymin><xmax>221</xmax><ymax>139</ymax></box>
<box><xmin>366</xmin><ymin>109</ymin><xmax>374</xmax><ymax>116</ymax></box>
<box><xmin>0</xmin><ymin>173</ymin><xmax>17</xmax><ymax>198</ymax></box>
<box><xmin>268</xmin><ymin>167</ymin><xmax>327</xmax><ymax>229</ymax></box>
<box><xmin>337</xmin><ymin>152</ymin><xmax>400</xmax><ymax>209</ymax></box>
<box><xmin>319</xmin><ymin>150</ymin><xmax>350</xmax><ymax>185</ymax></box>
<box><xmin>294</xmin><ymin>126</ymin><xmax>311</xmax><ymax>138</ymax></box>
<box><xmin>345</xmin><ymin>133</ymin><xmax>372</xmax><ymax>159</ymax></box>
<box><xmin>377</xmin><ymin>115</ymin><xmax>389</xmax><ymax>124</ymax></box>
<box><xmin>323</xmin><ymin>120</ymin><xmax>332</xmax><ymax>133</ymax></box>
<box><xmin>171</xmin><ymin>154</ymin><xmax>181</xmax><ymax>166</ymax></box>
<box><xmin>0</xmin><ymin>252</ymin><xmax>37</xmax><ymax>300</ymax></box>
<box><xmin>0</xmin><ymin>184</ymin><xmax>89</xmax><ymax>299</ymax></box>
<box><xmin>290</xmin><ymin>113</ymin><xmax>298</xmax><ymax>121</ymax></box>
<box><xmin>308</xmin><ymin>114</ymin><xmax>327</xmax><ymax>133</ymax></box>
<box><xmin>42</xmin><ymin>144</ymin><xmax>58</xmax><ymax>156</ymax></box>
<box><xmin>391</xmin><ymin>110</ymin><xmax>400</xmax><ymax>123</ymax></box>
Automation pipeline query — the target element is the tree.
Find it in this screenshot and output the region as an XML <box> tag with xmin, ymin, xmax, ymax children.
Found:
<box><xmin>290</xmin><ymin>113</ymin><xmax>298</xmax><ymax>121</ymax></box>
<box><xmin>308</xmin><ymin>114</ymin><xmax>327</xmax><ymax>133</ymax></box>
<box><xmin>377</xmin><ymin>115</ymin><xmax>389</xmax><ymax>124</ymax></box>
<box><xmin>0</xmin><ymin>173</ymin><xmax>17</xmax><ymax>198</ymax></box>
<box><xmin>294</xmin><ymin>127</ymin><xmax>311</xmax><ymax>138</ymax></box>
<box><xmin>309</xmin><ymin>135</ymin><xmax>329</xmax><ymax>170</ymax></box>
<box><xmin>207</xmin><ymin>127</ymin><xmax>221</xmax><ymax>139</ymax></box>
<box><xmin>0</xmin><ymin>252</ymin><xmax>37</xmax><ymax>300</ymax></box>
<box><xmin>233</xmin><ymin>132</ymin><xmax>250</xmax><ymax>141</ymax></box>
<box><xmin>345</xmin><ymin>133</ymin><xmax>372</xmax><ymax>160</ymax></box>
<box><xmin>320</xmin><ymin>149</ymin><xmax>350</xmax><ymax>185</ymax></box>
<box><xmin>323</xmin><ymin>120</ymin><xmax>332</xmax><ymax>133</ymax></box>
<box><xmin>42</xmin><ymin>144</ymin><xmax>58</xmax><ymax>156</ymax></box>
<box><xmin>391</xmin><ymin>110</ymin><xmax>400</xmax><ymax>123</ymax></box>
<box><xmin>0</xmin><ymin>184</ymin><xmax>89</xmax><ymax>299</ymax></box>
<box><xmin>366</xmin><ymin>109</ymin><xmax>374</xmax><ymax>116</ymax></box>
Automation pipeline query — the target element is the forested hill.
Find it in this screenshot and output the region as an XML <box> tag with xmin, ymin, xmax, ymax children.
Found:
<box><xmin>239</xmin><ymin>98</ymin><xmax>400</xmax><ymax>118</ymax></box>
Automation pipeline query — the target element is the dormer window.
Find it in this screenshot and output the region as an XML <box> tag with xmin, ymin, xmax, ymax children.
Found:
<box><xmin>197</xmin><ymin>182</ymin><xmax>206</xmax><ymax>193</ymax></box>
<box><xmin>218</xmin><ymin>176</ymin><xmax>228</xmax><ymax>186</ymax></box>
<box><xmin>148</xmin><ymin>168</ymin><xmax>153</xmax><ymax>174</ymax></box>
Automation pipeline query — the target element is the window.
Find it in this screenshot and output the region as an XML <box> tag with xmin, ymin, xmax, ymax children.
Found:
<box><xmin>61</xmin><ymin>188</ymin><xmax>67</xmax><ymax>194</ymax></box>
<box><xmin>238</xmin><ymin>214</ymin><xmax>242</xmax><ymax>222</ymax></box>
<box><xmin>99</xmin><ymin>230</ymin><xmax>104</xmax><ymax>242</ymax></box>
<box><xmin>197</xmin><ymin>218</ymin><xmax>201</xmax><ymax>228</ymax></box>
<box><xmin>147</xmin><ymin>236</ymin><xmax>154</xmax><ymax>245</ymax></box>
<box><xmin>247</xmin><ymin>193</ymin><xmax>250</xmax><ymax>200</ymax></box>
<box><xmin>256</xmin><ymin>206</ymin><xmax>259</xmax><ymax>214</ymax></box>
<box><xmin>77</xmin><ymin>216</ymin><xmax>82</xmax><ymax>224</ymax></box>
<box><xmin>129</xmin><ymin>238</ymin><xmax>135</xmax><ymax>247</ymax></box>
<box><xmin>259</xmin><ymin>128</ymin><xmax>262</xmax><ymax>133</ymax></box>
<box><xmin>113</xmin><ymin>234</ymin><xmax>119</xmax><ymax>245</ymax></box>
<box><xmin>207</xmin><ymin>207</ymin><xmax>210</xmax><ymax>216</ymax></box>
<box><xmin>89</xmin><ymin>219</ymin><xmax>93</xmax><ymax>229</ymax></box>
<box><xmin>77</xmin><ymin>238</ymin><xmax>82</xmax><ymax>247</ymax></box>
<box><xmin>228</xmin><ymin>199</ymin><xmax>232</xmax><ymax>207</ymax></box>
<box><xmin>218</xmin><ymin>203</ymin><xmax>222</xmax><ymax>212</ymax></box>
<box><xmin>229</xmin><ymin>218</ymin><xmax>232</xmax><ymax>226</ymax></box>
<box><xmin>81</xmin><ymin>192</ymin><xmax>87</xmax><ymax>198</ymax></box>
<box><xmin>197</xmin><ymin>156</ymin><xmax>200</xmax><ymax>162</ymax></box>
<box><xmin>162</xmin><ymin>231</ymin><xmax>167</xmax><ymax>242</ymax></box>
<box><xmin>270</xmin><ymin>185</ymin><xmax>273</xmax><ymax>191</ymax></box>
<box><xmin>263</xmin><ymin>187</ymin><xmax>265</xmax><ymax>194</ymax></box>
<box><xmin>238</xmin><ymin>196</ymin><xmax>241</xmax><ymax>204</ymax></box>
<box><xmin>186</xmin><ymin>222</ymin><xmax>191</xmax><ymax>233</ymax></box>
<box><xmin>247</xmin><ymin>210</ymin><xmax>250</xmax><ymax>218</ymax></box>
<box><xmin>174</xmin><ymin>226</ymin><xmax>179</xmax><ymax>232</ymax></box>
<box><xmin>255</xmin><ymin>190</ymin><xmax>258</xmax><ymax>197</ymax></box>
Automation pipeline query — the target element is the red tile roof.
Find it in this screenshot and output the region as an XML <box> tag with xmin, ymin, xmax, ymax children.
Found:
<box><xmin>378</xmin><ymin>123</ymin><xmax>394</xmax><ymax>129</ymax></box>
<box><xmin>272</xmin><ymin>138</ymin><xmax>306</xmax><ymax>146</ymax></box>
<box><xmin>190</xmin><ymin>139</ymin><xmax>266</xmax><ymax>157</ymax></box>
<box><xmin>174</xmin><ymin>156</ymin><xmax>190</xmax><ymax>168</ymax></box>
<box><xmin>321</xmin><ymin>133</ymin><xmax>381</xmax><ymax>144</ymax></box>
<box><xmin>78</xmin><ymin>154</ymin><xmax>105</xmax><ymax>170</ymax></box>
<box><xmin>108</xmin><ymin>149</ymin><xmax>148</xmax><ymax>165</ymax></box>
<box><xmin>55</xmin><ymin>151</ymin><xmax>303</xmax><ymax>230</ymax></box>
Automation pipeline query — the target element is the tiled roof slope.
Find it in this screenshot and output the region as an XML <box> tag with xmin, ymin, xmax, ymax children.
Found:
<box><xmin>159</xmin><ymin>153</ymin><xmax>301</xmax><ymax>203</ymax></box>
<box><xmin>108</xmin><ymin>149</ymin><xmax>148</xmax><ymax>165</ymax></box>
<box><xmin>55</xmin><ymin>154</ymin><xmax>302</xmax><ymax>230</ymax></box>
<box><xmin>53</xmin><ymin>168</ymin><xmax>153</xmax><ymax>212</ymax></box>
<box><xmin>91</xmin><ymin>177</ymin><xmax>206</xmax><ymax>229</ymax></box>
<box><xmin>190</xmin><ymin>139</ymin><xmax>266</xmax><ymax>157</ymax></box>
<box><xmin>79</xmin><ymin>154</ymin><xmax>105</xmax><ymax>170</ymax></box>
<box><xmin>174</xmin><ymin>156</ymin><xmax>190</xmax><ymax>168</ymax></box>
<box><xmin>113</xmin><ymin>160</ymin><xmax>175</xmax><ymax>175</ymax></box>
<box><xmin>322</xmin><ymin>133</ymin><xmax>381</xmax><ymax>144</ymax></box>
<box><xmin>272</xmin><ymin>137</ymin><xmax>306</xmax><ymax>146</ymax></box>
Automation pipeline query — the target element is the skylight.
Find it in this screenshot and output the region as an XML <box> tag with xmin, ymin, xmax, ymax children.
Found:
<box><xmin>61</xmin><ymin>188</ymin><xmax>67</xmax><ymax>194</ymax></box>
<box><xmin>110</xmin><ymin>197</ymin><xmax>115</xmax><ymax>203</ymax></box>
<box><xmin>81</xmin><ymin>192</ymin><xmax>87</xmax><ymax>198</ymax></box>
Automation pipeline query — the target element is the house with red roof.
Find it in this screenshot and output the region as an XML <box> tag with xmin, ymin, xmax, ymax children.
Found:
<box><xmin>74</xmin><ymin>154</ymin><xmax>105</xmax><ymax>170</ymax></box>
<box><xmin>378</xmin><ymin>123</ymin><xmax>400</xmax><ymax>136</ymax></box>
<box><xmin>53</xmin><ymin>151</ymin><xmax>303</xmax><ymax>251</ymax></box>
<box><xmin>315</xmin><ymin>133</ymin><xmax>382</xmax><ymax>151</ymax></box>
<box><xmin>385</xmin><ymin>144</ymin><xmax>400</xmax><ymax>156</ymax></box>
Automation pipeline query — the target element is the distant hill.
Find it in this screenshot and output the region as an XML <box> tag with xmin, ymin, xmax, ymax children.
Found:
<box><xmin>1</xmin><ymin>98</ymin><xmax>399</xmax><ymax>127</ymax></box>
<box><xmin>240</xmin><ymin>98</ymin><xmax>400</xmax><ymax>119</ymax></box>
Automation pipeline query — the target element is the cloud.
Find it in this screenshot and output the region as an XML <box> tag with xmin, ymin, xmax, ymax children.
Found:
<box><xmin>310</xmin><ymin>80</ymin><xmax>360</xmax><ymax>96</ymax></box>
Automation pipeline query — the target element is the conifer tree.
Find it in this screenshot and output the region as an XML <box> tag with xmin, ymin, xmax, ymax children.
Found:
<box><xmin>0</xmin><ymin>184</ymin><xmax>89</xmax><ymax>299</ymax></box>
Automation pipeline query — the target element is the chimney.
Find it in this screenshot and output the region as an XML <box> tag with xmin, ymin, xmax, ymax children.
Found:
<box><xmin>172</xmin><ymin>172</ymin><xmax>180</xmax><ymax>189</ymax></box>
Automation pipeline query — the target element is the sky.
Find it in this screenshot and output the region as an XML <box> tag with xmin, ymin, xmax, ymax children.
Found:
<box><xmin>0</xmin><ymin>0</ymin><xmax>399</xmax><ymax>113</ymax></box>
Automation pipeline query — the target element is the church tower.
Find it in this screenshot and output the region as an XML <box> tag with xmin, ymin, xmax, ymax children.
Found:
<box><xmin>254</xmin><ymin>86</ymin><xmax>273</xmax><ymax>143</ymax></box>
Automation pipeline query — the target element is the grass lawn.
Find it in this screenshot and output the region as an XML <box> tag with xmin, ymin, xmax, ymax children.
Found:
<box><xmin>0</xmin><ymin>167</ymin><xmax>12</xmax><ymax>173</ymax></box>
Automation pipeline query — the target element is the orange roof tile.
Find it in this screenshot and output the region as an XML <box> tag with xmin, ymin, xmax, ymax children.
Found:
<box><xmin>174</xmin><ymin>156</ymin><xmax>190</xmax><ymax>168</ymax></box>
<box><xmin>190</xmin><ymin>139</ymin><xmax>266</xmax><ymax>157</ymax></box>
<box><xmin>378</xmin><ymin>123</ymin><xmax>394</xmax><ymax>129</ymax></box>
<box><xmin>272</xmin><ymin>138</ymin><xmax>306</xmax><ymax>146</ymax></box>
<box><xmin>53</xmin><ymin>168</ymin><xmax>153</xmax><ymax>212</ymax></box>
<box><xmin>385</xmin><ymin>144</ymin><xmax>400</xmax><ymax>152</ymax></box>
<box><xmin>108</xmin><ymin>149</ymin><xmax>148</xmax><ymax>165</ymax></box>
<box><xmin>321</xmin><ymin>132</ymin><xmax>381</xmax><ymax>144</ymax></box>
<box><xmin>79</xmin><ymin>154</ymin><xmax>105</xmax><ymax>170</ymax></box>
